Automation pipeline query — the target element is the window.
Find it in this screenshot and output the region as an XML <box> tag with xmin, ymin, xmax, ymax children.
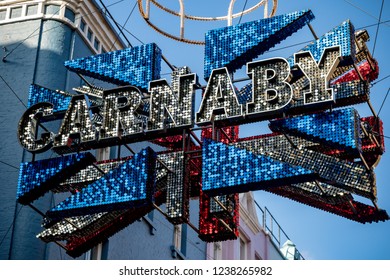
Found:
<box><xmin>240</xmin><ymin>238</ymin><xmax>247</xmax><ymax>260</ymax></box>
<box><xmin>87</xmin><ymin>28</ymin><xmax>93</xmax><ymax>41</ymax></box>
<box><xmin>172</xmin><ymin>224</ymin><xmax>187</xmax><ymax>259</ymax></box>
<box><xmin>0</xmin><ymin>10</ymin><xmax>6</xmax><ymax>21</ymax></box>
<box><xmin>180</xmin><ymin>224</ymin><xmax>187</xmax><ymax>256</ymax></box>
<box><xmin>65</xmin><ymin>7</ymin><xmax>75</xmax><ymax>22</ymax></box>
<box><xmin>10</xmin><ymin>7</ymin><xmax>22</xmax><ymax>19</ymax></box>
<box><xmin>101</xmin><ymin>240</ymin><xmax>109</xmax><ymax>259</ymax></box>
<box><xmin>147</xmin><ymin>209</ymin><xmax>154</xmax><ymax>221</ymax></box>
<box><xmin>26</xmin><ymin>5</ymin><xmax>38</xmax><ymax>16</ymax></box>
<box><xmin>173</xmin><ymin>225</ymin><xmax>182</xmax><ymax>252</ymax></box>
<box><xmin>45</xmin><ymin>4</ymin><xmax>60</xmax><ymax>15</ymax></box>
<box><xmin>94</xmin><ymin>38</ymin><xmax>100</xmax><ymax>51</ymax></box>
<box><xmin>213</xmin><ymin>242</ymin><xmax>222</xmax><ymax>260</ymax></box>
<box><xmin>79</xmin><ymin>19</ymin><xmax>86</xmax><ymax>32</ymax></box>
<box><xmin>143</xmin><ymin>210</ymin><xmax>156</xmax><ymax>235</ymax></box>
<box><xmin>90</xmin><ymin>243</ymin><xmax>102</xmax><ymax>260</ymax></box>
<box><xmin>90</xmin><ymin>240</ymin><xmax>109</xmax><ymax>260</ymax></box>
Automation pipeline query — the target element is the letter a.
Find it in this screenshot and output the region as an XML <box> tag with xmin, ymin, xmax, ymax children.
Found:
<box><xmin>196</xmin><ymin>68</ymin><xmax>242</xmax><ymax>125</ymax></box>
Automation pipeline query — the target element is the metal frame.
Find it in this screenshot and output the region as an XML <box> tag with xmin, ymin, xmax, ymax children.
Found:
<box><xmin>137</xmin><ymin>0</ymin><xmax>278</xmax><ymax>45</ymax></box>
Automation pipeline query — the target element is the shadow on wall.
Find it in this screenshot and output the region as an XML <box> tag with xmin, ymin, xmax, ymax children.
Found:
<box><xmin>0</xmin><ymin>23</ymin><xmax>95</xmax><ymax>258</ymax></box>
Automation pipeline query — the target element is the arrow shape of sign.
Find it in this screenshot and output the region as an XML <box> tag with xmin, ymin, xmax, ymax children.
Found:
<box><xmin>269</xmin><ymin>184</ymin><xmax>389</xmax><ymax>223</ymax></box>
<box><xmin>64</xmin><ymin>202</ymin><xmax>156</xmax><ymax>258</ymax></box>
<box><xmin>36</xmin><ymin>127</ymin><xmax>387</xmax><ymax>254</ymax></box>
<box><xmin>269</xmin><ymin>108</ymin><xmax>362</xmax><ymax>153</ymax></box>
<box><xmin>287</xmin><ymin>20</ymin><xmax>355</xmax><ymax>66</ymax></box>
<box><xmin>47</xmin><ymin>147</ymin><xmax>157</xmax><ymax>219</ymax></box>
<box><xmin>28</xmin><ymin>84</ymin><xmax>73</xmax><ymax>115</ymax></box>
<box><xmin>204</xmin><ymin>10</ymin><xmax>315</xmax><ymax>80</ymax></box>
<box><xmin>17</xmin><ymin>152</ymin><xmax>96</xmax><ymax>204</ymax></box>
<box><xmin>64</xmin><ymin>43</ymin><xmax>162</xmax><ymax>91</ymax></box>
<box><xmin>38</xmin><ymin>164</ymin><xmax>169</xmax><ymax>244</ymax></box>
<box><xmin>235</xmin><ymin>135</ymin><xmax>375</xmax><ymax>199</ymax></box>
<box><xmin>202</xmin><ymin>138</ymin><xmax>317</xmax><ymax>196</ymax></box>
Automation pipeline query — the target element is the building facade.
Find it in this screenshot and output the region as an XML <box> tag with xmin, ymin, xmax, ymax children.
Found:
<box><xmin>1</xmin><ymin>0</ymin><xmax>301</xmax><ymax>260</ymax></box>
<box><xmin>207</xmin><ymin>192</ymin><xmax>303</xmax><ymax>260</ymax></box>
<box><xmin>0</xmin><ymin>0</ymin><xmax>207</xmax><ymax>260</ymax></box>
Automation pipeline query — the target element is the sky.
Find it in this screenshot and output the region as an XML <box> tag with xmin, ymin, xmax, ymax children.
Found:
<box><xmin>105</xmin><ymin>0</ymin><xmax>390</xmax><ymax>260</ymax></box>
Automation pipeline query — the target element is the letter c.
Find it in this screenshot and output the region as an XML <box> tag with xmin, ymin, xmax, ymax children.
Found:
<box><xmin>18</xmin><ymin>102</ymin><xmax>54</xmax><ymax>153</ymax></box>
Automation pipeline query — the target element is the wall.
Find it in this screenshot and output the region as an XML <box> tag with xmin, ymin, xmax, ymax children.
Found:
<box><xmin>105</xmin><ymin>200</ymin><xmax>206</xmax><ymax>260</ymax></box>
<box><xmin>0</xmin><ymin>12</ymin><xmax>106</xmax><ymax>258</ymax></box>
<box><xmin>0</xmin><ymin>12</ymin><xmax>206</xmax><ymax>260</ymax></box>
<box><xmin>206</xmin><ymin>193</ymin><xmax>286</xmax><ymax>260</ymax></box>
<box><xmin>1</xmin><ymin>18</ymin><xmax>43</xmax><ymax>260</ymax></box>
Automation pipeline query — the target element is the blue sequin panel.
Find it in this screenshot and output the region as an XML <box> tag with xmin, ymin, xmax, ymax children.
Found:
<box><xmin>237</xmin><ymin>83</ymin><xmax>252</xmax><ymax>105</ymax></box>
<box><xmin>64</xmin><ymin>43</ymin><xmax>162</xmax><ymax>90</ymax></box>
<box><xmin>204</xmin><ymin>10</ymin><xmax>314</xmax><ymax>80</ymax></box>
<box><xmin>28</xmin><ymin>84</ymin><xmax>72</xmax><ymax>114</ymax></box>
<box><xmin>47</xmin><ymin>147</ymin><xmax>157</xmax><ymax>219</ymax></box>
<box><xmin>202</xmin><ymin>139</ymin><xmax>316</xmax><ymax>196</ymax></box>
<box><xmin>269</xmin><ymin>108</ymin><xmax>361</xmax><ymax>152</ymax></box>
<box><xmin>287</xmin><ymin>20</ymin><xmax>355</xmax><ymax>66</ymax></box>
<box><xmin>17</xmin><ymin>152</ymin><xmax>96</xmax><ymax>204</ymax></box>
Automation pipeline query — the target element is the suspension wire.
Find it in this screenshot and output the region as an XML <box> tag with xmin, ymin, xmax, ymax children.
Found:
<box><xmin>360</xmin><ymin>19</ymin><xmax>390</xmax><ymax>29</ymax></box>
<box><xmin>114</xmin><ymin>20</ymin><xmax>176</xmax><ymax>71</ymax></box>
<box><xmin>251</xmin><ymin>19</ymin><xmax>388</xmax><ymax>55</ymax></box>
<box><xmin>371</xmin><ymin>74</ymin><xmax>390</xmax><ymax>86</ymax></box>
<box><xmin>98</xmin><ymin>0</ymin><xmax>132</xmax><ymax>47</ymax></box>
<box><xmin>100</xmin><ymin>0</ymin><xmax>175</xmax><ymax>71</ymax></box>
<box><xmin>377</xmin><ymin>88</ymin><xmax>390</xmax><ymax>117</ymax></box>
<box><xmin>89</xmin><ymin>0</ymin><xmax>137</xmax><ymax>84</ymax></box>
<box><xmin>238</xmin><ymin>0</ymin><xmax>249</xmax><ymax>24</ymax></box>
<box><xmin>2</xmin><ymin>0</ymin><xmax>388</xmax><ymax>261</ymax></box>
<box><xmin>0</xmin><ymin>160</ymin><xmax>19</xmax><ymax>170</ymax></box>
<box><xmin>343</xmin><ymin>0</ymin><xmax>390</xmax><ymax>28</ymax></box>
<box><xmin>0</xmin><ymin>73</ymin><xmax>52</xmax><ymax>136</ymax></box>
<box><xmin>372</xmin><ymin>0</ymin><xmax>385</xmax><ymax>56</ymax></box>
<box><xmin>110</xmin><ymin>19</ymin><xmax>144</xmax><ymax>45</ymax></box>
<box><xmin>108</xmin><ymin>0</ymin><xmax>138</xmax><ymax>51</ymax></box>
<box><xmin>265</xmin><ymin>40</ymin><xmax>312</xmax><ymax>53</ymax></box>
<box><xmin>2</xmin><ymin>0</ymin><xmax>386</xmax><ymax>73</ymax></box>
<box><xmin>0</xmin><ymin>75</ymin><xmax>27</xmax><ymax>108</ymax></box>
<box><xmin>0</xmin><ymin>205</ymin><xmax>24</xmax><ymax>250</ymax></box>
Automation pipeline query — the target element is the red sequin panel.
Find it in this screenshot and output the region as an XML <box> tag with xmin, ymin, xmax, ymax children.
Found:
<box><xmin>198</xmin><ymin>191</ymin><xmax>239</xmax><ymax>242</ymax></box>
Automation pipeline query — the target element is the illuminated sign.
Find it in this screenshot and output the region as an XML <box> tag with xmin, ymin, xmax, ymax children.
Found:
<box><xmin>19</xmin><ymin>47</ymin><xmax>342</xmax><ymax>154</ymax></box>
<box><xmin>16</xmin><ymin>9</ymin><xmax>387</xmax><ymax>257</ymax></box>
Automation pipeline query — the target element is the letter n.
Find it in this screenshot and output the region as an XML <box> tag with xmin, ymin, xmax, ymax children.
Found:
<box><xmin>147</xmin><ymin>67</ymin><xmax>197</xmax><ymax>132</ymax></box>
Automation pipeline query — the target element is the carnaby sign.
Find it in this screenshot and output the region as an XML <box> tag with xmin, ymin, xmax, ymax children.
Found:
<box><xmin>15</xmin><ymin>10</ymin><xmax>388</xmax><ymax>258</ymax></box>
<box><xmin>18</xmin><ymin>47</ymin><xmax>340</xmax><ymax>154</ymax></box>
